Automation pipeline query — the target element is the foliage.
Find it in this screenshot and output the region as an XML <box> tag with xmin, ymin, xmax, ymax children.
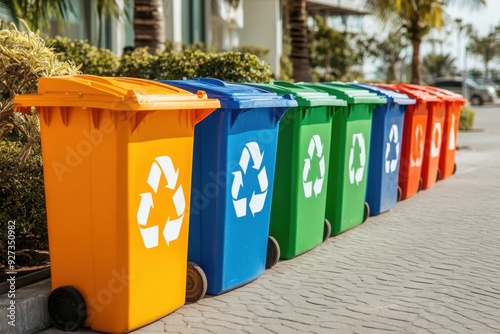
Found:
<box><xmin>0</xmin><ymin>142</ymin><xmax>47</xmax><ymax>265</ymax></box>
<box><xmin>422</xmin><ymin>53</ymin><xmax>457</xmax><ymax>82</ymax></box>
<box><xmin>308</xmin><ymin>15</ymin><xmax>362</xmax><ymax>82</ymax></box>
<box><xmin>459</xmin><ymin>106</ymin><xmax>475</xmax><ymax>131</ymax></box>
<box><xmin>197</xmin><ymin>52</ymin><xmax>273</xmax><ymax>83</ymax></box>
<box><xmin>365</xmin><ymin>0</ymin><xmax>486</xmax><ymax>84</ymax></box>
<box><xmin>466</xmin><ymin>25</ymin><xmax>500</xmax><ymax>81</ymax></box>
<box><xmin>233</xmin><ymin>45</ymin><xmax>269</xmax><ymax>59</ymax></box>
<box><xmin>280</xmin><ymin>33</ymin><xmax>293</xmax><ymax>81</ymax></box>
<box><xmin>118</xmin><ymin>46</ymin><xmax>157</xmax><ymax>79</ymax></box>
<box><xmin>47</xmin><ymin>36</ymin><xmax>120</xmax><ymax>76</ymax></box>
<box><xmin>2</xmin><ymin>0</ymin><xmax>73</xmax><ymax>30</ymax></box>
<box><xmin>156</xmin><ymin>49</ymin><xmax>211</xmax><ymax>80</ymax></box>
<box><xmin>0</xmin><ymin>22</ymin><xmax>79</xmax><ymax>160</ymax></box>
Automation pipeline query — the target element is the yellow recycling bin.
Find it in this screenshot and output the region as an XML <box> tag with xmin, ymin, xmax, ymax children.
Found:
<box><xmin>14</xmin><ymin>75</ymin><xmax>219</xmax><ymax>333</ymax></box>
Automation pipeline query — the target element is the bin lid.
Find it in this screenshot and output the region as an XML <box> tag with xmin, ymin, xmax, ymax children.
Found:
<box><xmin>299</xmin><ymin>82</ymin><xmax>387</xmax><ymax>105</ymax></box>
<box><xmin>159</xmin><ymin>78</ymin><xmax>298</xmax><ymax>109</ymax></box>
<box><xmin>14</xmin><ymin>75</ymin><xmax>221</xmax><ymax>112</ymax></box>
<box><xmin>377</xmin><ymin>84</ymin><xmax>441</xmax><ymax>103</ymax></box>
<box><xmin>247</xmin><ymin>81</ymin><xmax>347</xmax><ymax>107</ymax></box>
<box><xmin>348</xmin><ymin>83</ymin><xmax>416</xmax><ymax>105</ymax></box>
<box><xmin>421</xmin><ymin>85</ymin><xmax>467</xmax><ymax>103</ymax></box>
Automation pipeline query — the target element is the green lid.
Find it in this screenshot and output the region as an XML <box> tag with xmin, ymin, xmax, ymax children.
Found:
<box><xmin>246</xmin><ymin>81</ymin><xmax>347</xmax><ymax>107</ymax></box>
<box><xmin>299</xmin><ymin>82</ymin><xmax>387</xmax><ymax>105</ymax></box>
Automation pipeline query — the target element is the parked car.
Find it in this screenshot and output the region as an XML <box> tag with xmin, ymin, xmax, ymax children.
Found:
<box><xmin>429</xmin><ymin>77</ymin><xmax>497</xmax><ymax>105</ymax></box>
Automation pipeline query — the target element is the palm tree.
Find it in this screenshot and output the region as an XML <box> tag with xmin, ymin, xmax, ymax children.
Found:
<box><xmin>0</xmin><ymin>0</ymin><xmax>72</xmax><ymax>30</ymax></box>
<box><xmin>365</xmin><ymin>0</ymin><xmax>486</xmax><ymax>84</ymax></box>
<box><xmin>133</xmin><ymin>0</ymin><xmax>165</xmax><ymax>52</ymax></box>
<box><xmin>288</xmin><ymin>0</ymin><xmax>313</xmax><ymax>82</ymax></box>
<box><xmin>467</xmin><ymin>25</ymin><xmax>500</xmax><ymax>81</ymax></box>
<box><xmin>422</xmin><ymin>53</ymin><xmax>457</xmax><ymax>81</ymax></box>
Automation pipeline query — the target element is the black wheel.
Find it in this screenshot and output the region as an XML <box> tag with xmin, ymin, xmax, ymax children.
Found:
<box><xmin>470</xmin><ymin>95</ymin><xmax>482</xmax><ymax>106</ymax></box>
<box><xmin>418</xmin><ymin>177</ymin><xmax>423</xmax><ymax>192</ymax></box>
<box><xmin>436</xmin><ymin>169</ymin><xmax>441</xmax><ymax>182</ymax></box>
<box><xmin>323</xmin><ymin>219</ymin><xmax>331</xmax><ymax>242</ymax></box>
<box><xmin>48</xmin><ymin>286</ymin><xmax>86</xmax><ymax>331</ymax></box>
<box><xmin>453</xmin><ymin>163</ymin><xmax>457</xmax><ymax>175</ymax></box>
<box><xmin>362</xmin><ymin>202</ymin><xmax>370</xmax><ymax>223</ymax></box>
<box><xmin>186</xmin><ymin>262</ymin><xmax>207</xmax><ymax>303</ymax></box>
<box><xmin>397</xmin><ymin>186</ymin><xmax>403</xmax><ymax>202</ymax></box>
<box><xmin>266</xmin><ymin>236</ymin><xmax>280</xmax><ymax>269</ymax></box>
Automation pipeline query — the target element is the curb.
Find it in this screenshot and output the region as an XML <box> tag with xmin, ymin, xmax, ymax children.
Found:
<box><xmin>0</xmin><ymin>279</ymin><xmax>51</xmax><ymax>334</ymax></box>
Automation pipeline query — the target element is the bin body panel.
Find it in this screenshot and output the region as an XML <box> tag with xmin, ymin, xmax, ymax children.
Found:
<box><xmin>439</xmin><ymin>100</ymin><xmax>462</xmax><ymax>179</ymax></box>
<box><xmin>269</xmin><ymin>106</ymin><xmax>334</xmax><ymax>259</ymax></box>
<box><xmin>14</xmin><ymin>75</ymin><xmax>219</xmax><ymax>333</ymax></box>
<box><xmin>39</xmin><ymin>107</ymin><xmax>197</xmax><ymax>332</ymax></box>
<box><xmin>366</xmin><ymin>103</ymin><xmax>406</xmax><ymax>215</ymax></box>
<box><xmin>188</xmin><ymin>107</ymin><xmax>281</xmax><ymax>295</ymax></box>
<box><xmin>326</xmin><ymin>104</ymin><xmax>373</xmax><ymax>235</ymax></box>
<box><xmin>421</xmin><ymin>101</ymin><xmax>446</xmax><ymax>189</ymax></box>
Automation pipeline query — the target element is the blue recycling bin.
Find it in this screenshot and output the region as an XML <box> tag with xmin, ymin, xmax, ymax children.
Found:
<box><xmin>349</xmin><ymin>83</ymin><xmax>416</xmax><ymax>215</ymax></box>
<box><xmin>160</xmin><ymin>78</ymin><xmax>296</xmax><ymax>301</ymax></box>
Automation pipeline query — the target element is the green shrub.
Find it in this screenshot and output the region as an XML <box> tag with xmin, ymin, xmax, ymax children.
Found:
<box><xmin>0</xmin><ymin>22</ymin><xmax>79</xmax><ymax>158</ymax></box>
<box><xmin>197</xmin><ymin>52</ymin><xmax>274</xmax><ymax>83</ymax></box>
<box><xmin>155</xmin><ymin>49</ymin><xmax>211</xmax><ymax>80</ymax></box>
<box><xmin>459</xmin><ymin>106</ymin><xmax>476</xmax><ymax>131</ymax></box>
<box><xmin>118</xmin><ymin>46</ymin><xmax>156</xmax><ymax>79</ymax></box>
<box><xmin>0</xmin><ymin>142</ymin><xmax>47</xmax><ymax>265</ymax></box>
<box><xmin>47</xmin><ymin>36</ymin><xmax>120</xmax><ymax>76</ymax></box>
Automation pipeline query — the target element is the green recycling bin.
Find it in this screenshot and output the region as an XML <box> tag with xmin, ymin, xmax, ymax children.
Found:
<box><xmin>300</xmin><ymin>82</ymin><xmax>386</xmax><ymax>235</ymax></box>
<box><xmin>246</xmin><ymin>81</ymin><xmax>347</xmax><ymax>260</ymax></box>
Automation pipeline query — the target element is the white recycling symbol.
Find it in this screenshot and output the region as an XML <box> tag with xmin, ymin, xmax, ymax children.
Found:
<box><xmin>348</xmin><ymin>133</ymin><xmax>366</xmax><ymax>185</ymax></box>
<box><xmin>385</xmin><ymin>124</ymin><xmax>400</xmax><ymax>174</ymax></box>
<box><xmin>448</xmin><ymin>114</ymin><xmax>456</xmax><ymax>150</ymax></box>
<box><xmin>410</xmin><ymin>124</ymin><xmax>424</xmax><ymax>167</ymax></box>
<box><xmin>302</xmin><ymin>134</ymin><xmax>325</xmax><ymax>198</ymax></box>
<box><xmin>136</xmin><ymin>156</ymin><xmax>185</xmax><ymax>249</ymax></box>
<box><xmin>430</xmin><ymin>122</ymin><xmax>442</xmax><ymax>158</ymax></box>
<box><xmin>231</xmin><ymin>142</ymin><xmax>268</xmax><ymax>218</ymax></box>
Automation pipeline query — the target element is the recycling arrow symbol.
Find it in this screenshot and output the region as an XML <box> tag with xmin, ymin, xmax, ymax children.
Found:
<box><xmin>231</xmin><ymin>142</ymin><xmax>268</xmax><ymax>218</ymax></box>
<box><xmin>348</xmin><ymin>133</ymin><xmax>366</xmax><ymax>185</ymax></box>
<box><xmin>302</xmin><ymin>134</ymin><xmax>325</xmax><ymax>198</ymax></box>
<box><xmin>136</xmin><ymin>156</ymin><xmax>185</xmax><ymax>249</ymax></box>
<box><xmin>410</xmin><ymin>124</ymin><xmax>424</xmax><ymax>167</ymax></box>
<box><xmin>430</xmin><ymin>122</ymin><xmax>442</xmax><ymax>158</ymax></box>
<box><xmin>385</xmin><ymin>124</ymin><xmax>400</xmax><ymax>173</ymax></box>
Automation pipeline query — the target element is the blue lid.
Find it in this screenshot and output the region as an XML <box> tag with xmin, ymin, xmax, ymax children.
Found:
<box><xmin>159</xmin><ymin>78</ymin><xmax>297</xmax><ymax>109</ymax></box>
<box><xmin>349</xmin><ymin>83</ymin><xmax>416</xmax><ymax>105</ymax></box>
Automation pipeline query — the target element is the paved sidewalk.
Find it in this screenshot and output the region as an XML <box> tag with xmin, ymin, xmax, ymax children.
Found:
<box><xmin>40</xmin><ymin>106</ymin><xmax>500</xmax><ymax>334</ymax></box>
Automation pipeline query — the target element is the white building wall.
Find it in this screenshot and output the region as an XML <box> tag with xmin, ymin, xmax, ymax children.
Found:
<box><xmin>240</xmin><ymin>0</ymin><xmax>282</xmax><ymax>78</ymax></box>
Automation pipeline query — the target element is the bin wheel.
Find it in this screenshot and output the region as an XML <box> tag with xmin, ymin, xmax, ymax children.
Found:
<box><xmin>266</xmin><ymin>236</ymin><xmax>280</xmax><ymax>269</ymax></box>
<box><xmin>363</xmin><ymin>202</ymin><xmax>370</xmax><ymax>223</ymax></box>
<box><xmin>436</xmin><ymin>169</ymin><xmax>441</xmax><ymax>182</ymax></box>
<box><xmin>186</xmin><ymin>262</ymin><xmax>207</xmax><ymax>303</ymax></box>
<box><xmin>48</xmin><ymin>286</ymin><xmax>86</xmax><ymax>331</ymax></box>
<box><xmin>453</xmin><ymin>163</ymin><xmax>457</xmax><ymax>175</ymax></box>
<box><xmin>323</xmin><ymin>219</ymin><xmax>331</xmax><ymax>242</ymax></box>
<box><xmin>397</xmin><ymin>186</ymin><xmax>403</xmax><ymax>202</ymax></box>
<box><xmin>418</xmin><ymin>177</ymin><xmax>423</xmax><ymax>192</ymax></box>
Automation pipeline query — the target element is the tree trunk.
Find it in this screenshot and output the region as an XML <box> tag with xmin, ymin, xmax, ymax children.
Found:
<box><xmin>134</xmin><ymin>0</ymin><xmax>165</xmax><ymax>52</ymax></box>
<box><xmin>410</xmin><ymin>34</ymin><xmax>422</xmax><ymax>84</ymax></box>
<box><xmin>97</xmin><ymin>0</ymin><xmax>104</xmax><ymax>49</ymax></box>
<box><xmin>289</xmin><ymin>0</ymin><xmax>313</xmax><ymax>82</ymax></box>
